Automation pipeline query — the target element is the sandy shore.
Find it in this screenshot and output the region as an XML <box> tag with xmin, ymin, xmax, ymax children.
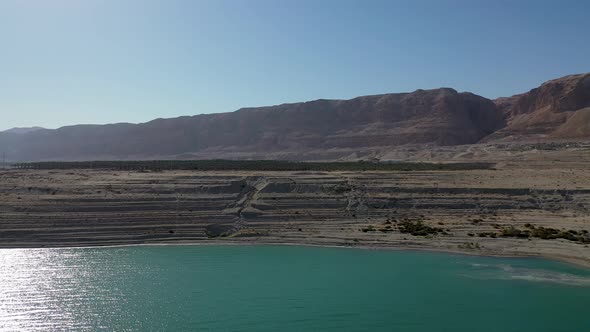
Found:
<box><xmin>1</xmin><ymin>147</ymin><xmax>589</xmax><ymax>267</ymax></box>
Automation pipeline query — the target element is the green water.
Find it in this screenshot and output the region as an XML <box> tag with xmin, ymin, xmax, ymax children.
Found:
<box><xmin>1</xmin><ymin>245</ymin><xmax>589</xmax><ymax>331</ymax></box>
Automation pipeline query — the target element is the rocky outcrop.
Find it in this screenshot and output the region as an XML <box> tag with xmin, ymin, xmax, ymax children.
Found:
<box><xmin>0</xmin><ymin>88</ymin><xmax>504</xmax><ymax>161</ymax></box>
<box><xmin>486</xmin><ymin>73</ymin><xmax>590</xmax><ymax>141</ymax></box>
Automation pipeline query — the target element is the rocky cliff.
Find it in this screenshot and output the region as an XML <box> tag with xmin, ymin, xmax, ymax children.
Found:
<box><xmin>486</xmin><ymin>73</ymin><xmax>590</xmax><ymax>141</ymax></box>
<box><xmin>1</xmin><ymin>73</ymin><xmax>589</xmax><ymax>161</ymax></box>
<box><xmin>0</xmin><ymin>88</ymin><xmax>504</xmax><ymax>161</ymax></box>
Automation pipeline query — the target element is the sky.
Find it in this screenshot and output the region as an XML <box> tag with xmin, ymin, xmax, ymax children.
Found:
<box><xmin>1</xmin><ymin>0</ymin><xmax>589</xmax><ymax>130</ymax></box>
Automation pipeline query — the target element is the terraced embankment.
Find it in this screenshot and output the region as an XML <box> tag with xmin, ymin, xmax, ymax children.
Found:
<box><xmin>0</xmin><ymin>164</ymin><xmax>589</xmax><ymax>266</ymax></box>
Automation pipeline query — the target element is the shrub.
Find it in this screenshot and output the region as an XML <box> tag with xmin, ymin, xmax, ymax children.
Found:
<box><xmin>501</xmin><ymin>227</ymin><xmax>529</xmax><ymax>238</ymax></box>
<box><xmin>398</xmin><ymin>220</ymin><xmax>443</xmax><ymax>237</ymax></box>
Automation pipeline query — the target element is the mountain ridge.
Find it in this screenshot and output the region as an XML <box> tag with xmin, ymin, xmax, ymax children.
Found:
<box><xmin>1</xmin><ymin>73</ymin><xmax>589</xmax><ymax>161</ymax></box>
<box><xmin>1</xmin><ymin>127</ymin><xmax>46</xmax><ymax>135</ymax></box>
<box><xmin>484</xmin><ymin>72</ymin><xmax>590</xmax><ymax>142</ymax></box>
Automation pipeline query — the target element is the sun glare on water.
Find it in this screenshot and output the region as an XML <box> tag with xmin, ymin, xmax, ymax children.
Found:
<box><xmin>0</xmin><ymin>249</ymin><xmax>86</xmax><ymax>330</ymax></box>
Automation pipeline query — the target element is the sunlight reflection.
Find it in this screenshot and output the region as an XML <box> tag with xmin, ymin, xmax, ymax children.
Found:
<box><xmin>0</xmin><ymin>249</ymin><xmax>83</xmax><ymax>330</ymax></box>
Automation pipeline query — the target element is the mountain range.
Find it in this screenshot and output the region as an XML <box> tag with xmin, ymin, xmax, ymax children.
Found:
<box><xmin>1</xmin><ymin>73</ymin><xmax>589</xmax><ymax>161</ymax></box>
<box><xmin>2</xmin><ymin>127</ymin><xmax>45</xmax><ymax>135</ymax></box>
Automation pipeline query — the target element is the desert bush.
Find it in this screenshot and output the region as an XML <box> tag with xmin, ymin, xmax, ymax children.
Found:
<box><xmin>398</xmin><ymin>220</ymin><xmax>443</xmax><ymax>236</ymax></box>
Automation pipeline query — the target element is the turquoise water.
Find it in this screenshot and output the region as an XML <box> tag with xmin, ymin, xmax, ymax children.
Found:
<box><xmin>1</xmin><ymin>245</ymin><xmax>590</xmax><ymax>331</ymax></box>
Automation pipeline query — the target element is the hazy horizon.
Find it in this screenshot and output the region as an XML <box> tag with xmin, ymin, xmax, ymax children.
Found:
<box><xmin>2</xmin><ymin>0</ymin><xmax>589</xmax><ymax>131</ymax></box>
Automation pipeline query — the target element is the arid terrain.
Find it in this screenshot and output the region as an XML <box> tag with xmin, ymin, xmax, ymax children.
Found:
<box><xmin>1</xmin><ymin>143</ymin><xmax>589</xmax><ymax>266</ymax></box>
<box><xmin>1</xmin><ymin>73</ymin><xmax>588</xmax><ymax>161</ymax></box>
<box><xmin>1</xmin><ymin>72</ymin><xmax>589</xmax><ymax>266</ymax></box>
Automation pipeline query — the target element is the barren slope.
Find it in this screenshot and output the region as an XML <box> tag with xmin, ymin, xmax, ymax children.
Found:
<box><xmin>1</xmin><ymin>151</ymin><xmax>589</xmax><ymax>266</ymax></box>
<box><xmin>486</xmin><ymin>73</ymin><xmax>590</xmax><ymax>142</ymax></box>
<box><xmin>0</xmin><ymin>89</ymin><xmax>503</xmax><ymax>161</ymax></box>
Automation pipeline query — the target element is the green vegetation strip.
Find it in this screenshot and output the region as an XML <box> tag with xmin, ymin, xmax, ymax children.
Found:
<box><xmin>13</xmin><ymin>160</ymin><xmax>493</xmax><ymax>172</ymax></box>
<box><xmin>498</xmin><ymin>225</ymin><xmax>590</xmax><ymax>243</ymax></box>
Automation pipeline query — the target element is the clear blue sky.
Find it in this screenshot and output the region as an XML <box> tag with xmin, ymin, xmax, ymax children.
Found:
<box><xmin>1</xmin><ymin>0</ymin><xmax>589</xmax><ymax>130</ymax></box>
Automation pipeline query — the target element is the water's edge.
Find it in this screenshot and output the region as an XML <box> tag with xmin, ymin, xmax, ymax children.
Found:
<box><xmin>3</xmin><ymin>241</ymin><xmax>590</xmax><ymax>331</ymax></box>
<box><xmin>2</xmin><ymin>240</ymin><xmax>589</xmax><ymax>270</ymax></box>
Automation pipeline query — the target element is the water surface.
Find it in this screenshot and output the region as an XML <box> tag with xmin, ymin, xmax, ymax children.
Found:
<box><xmin>1</xmin><ymin>245</ymin><xmax>589</xmax><ymax>331</ymax></box>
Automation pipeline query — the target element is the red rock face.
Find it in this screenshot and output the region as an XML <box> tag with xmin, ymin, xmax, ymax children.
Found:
<box><xmin>488</xmin><ymin>73</ymin><xmax>590</xmax><ymax>141</ymax></box>
<box><xmin>0</xmin><ymin>88</ymin><xmax>504</xmax><ymax>161</ymax></box>
<box><xmin>0</xmin><ymin>73</ymin><xmax>588</xmax><ymax>161</ymax></box>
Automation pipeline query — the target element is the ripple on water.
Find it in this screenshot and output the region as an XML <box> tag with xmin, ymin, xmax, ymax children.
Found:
<box><xmin>463</xmin><ymin>261</ymin><xmax>590</xmax><ymax>286</ymax></box>
<box><xmin>1</xmin><ymin>246</ymin><xmax>590</xmax><ymax>331</ymax></box>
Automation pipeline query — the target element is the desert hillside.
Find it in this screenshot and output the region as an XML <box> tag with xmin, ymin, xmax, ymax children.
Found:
<box><xmin>1</xmin><ymin>73</ymin><xmax>589</xmax><ymax>161</ymax></box>
<box><xmin>486</xmin><ymin>73</ymin><xmax>590</xmax><ymax>141</ymax></box>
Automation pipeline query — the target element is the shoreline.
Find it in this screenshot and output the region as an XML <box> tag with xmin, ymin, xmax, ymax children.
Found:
<box><xmin>1</xmin><ymin>166</ymin><xmax>589</xmax><ymax>271</ymax></box>
<box><xmin>2</xmin><ymin>239</ymin><xmax>589</xmax><ymax>270</ymax></box>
